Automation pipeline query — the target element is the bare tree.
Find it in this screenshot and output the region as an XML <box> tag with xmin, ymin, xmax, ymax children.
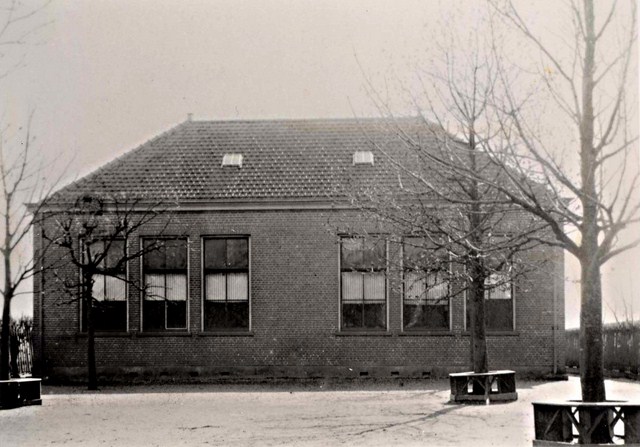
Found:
<box><xmin>358</xmin><ymin>2</ymin><xmax>636</xmax><ymax>419</ymax></box>
<box><xmin>350</xmin><ymin>39</ymin><xmax>551</xmax><ymax>376</ymax></box>
<box><xmin>482</xmin><ymin>0</ymin><xmax>638</xmax><ymax>409</ymax></box>
<box><xmin>0</xmin><ymin>114</ymin><xmax>62</xmax><ymax>380</ymax></box>
<box><xmin>41</xmin><ymin>193</ymin><xmax>172</xmax><ymax>390</ymax></box>
<box><xmin>0</xmin><ymin>0</ymin><xmax>54</xmax><ymax>381</ymax></box>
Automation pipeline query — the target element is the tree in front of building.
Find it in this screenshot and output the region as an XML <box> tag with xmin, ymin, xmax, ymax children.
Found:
<box><xmin>43</xmin><ymin>194</ymin><xmax>171</xmax><ymax>390</ymax></box>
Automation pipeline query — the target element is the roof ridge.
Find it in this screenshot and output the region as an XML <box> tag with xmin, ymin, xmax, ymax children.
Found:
<box><xmin>188</xmin><ymin>116</ymin><xmax>420</xmax><ymax>124</ymax></box>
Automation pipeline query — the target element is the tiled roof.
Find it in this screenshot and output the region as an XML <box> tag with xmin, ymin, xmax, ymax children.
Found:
<box><xmin>51</xmin><ymin>117</ymin><xmax>441</xmax><ymax>204</ymax></box>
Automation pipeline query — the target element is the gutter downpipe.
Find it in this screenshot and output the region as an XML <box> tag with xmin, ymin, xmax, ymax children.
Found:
<box><xmin>39</xmin><ymin>221</ymin><xmax>45</xmax><ymax>379</ymax></box>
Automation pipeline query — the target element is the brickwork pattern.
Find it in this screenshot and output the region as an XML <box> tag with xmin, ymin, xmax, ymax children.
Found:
<box><xmin>33</xmin><ymin>209</ymin><xmax>565</xmax><ymax>381</ymax></box>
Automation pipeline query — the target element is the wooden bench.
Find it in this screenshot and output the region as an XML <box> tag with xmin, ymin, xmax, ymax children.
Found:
<box><xmin>449</xmin><ymin>370</ymin><xmax>517</xmax><ymax>403</ymax></box>
<box><xmin>0</xmin><ymin>378</ymin><xmax>42</xmax><ymax>409</ymax></box>
<box><xmin>532</xmin><ymin>401</ymin><xmax>640</xmax><ymax>446</ymax></box>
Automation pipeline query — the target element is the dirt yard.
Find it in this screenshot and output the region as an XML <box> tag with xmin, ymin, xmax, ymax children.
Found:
<box><xmin>0</xmin><ymin>376</ymin><xmax>638</xmax><ymax>446</ymax></box>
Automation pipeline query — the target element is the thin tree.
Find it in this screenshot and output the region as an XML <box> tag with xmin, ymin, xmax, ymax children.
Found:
<box><xmin>1</xmin><ymin>114</ymin><xmax>63</xmax><ymax>380</ymax></box>
<box><xmin>0</xmin><ymin>0</ymin><xmax>54</xmax><ymax>381</ymax></box>
<box><xmin>42</xmin><ymin>193</ymin><xmax>171</xmax><ymax>390</ymax></box>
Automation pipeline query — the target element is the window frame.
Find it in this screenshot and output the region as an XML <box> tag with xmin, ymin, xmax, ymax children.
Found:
<box><xmin>79</xmin><ymin>238</ymin><xmax>129</xmax><ymax>333</ymax></box>
<box><xmin>201</xmin><ymin>235</ymin><xmax>251</xmax><ymax>332</ymax></box>
<box><xmin>141</xmin><ymin>237</ymin><xmax>190</xmax><ymax>332</ymax></box>
<box><xmin>463</xmin><ymin>264</ymin><xmax>516</xmax><ymax>333</ymax></box>
<box><xmin>338</xmin><ymin>235</ymin><xmax>388</xmax><ymax>332</ymax></box>
<box><xmin>401</xmin><ymin>237</ymin><xmax>452</xmax><ymax>332</ymax></box>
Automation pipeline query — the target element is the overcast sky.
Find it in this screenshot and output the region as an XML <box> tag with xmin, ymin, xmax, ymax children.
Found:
<box><xmin>2</xmin><ymin>0</ymin><xmax>638</xmax><ymax>328</ymax></box>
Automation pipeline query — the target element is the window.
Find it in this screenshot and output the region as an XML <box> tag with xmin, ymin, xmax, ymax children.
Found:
<box><xmin>484</xmin><ymin>269</ymin><xmax>514</xmax><ymax>331</ymax></box>
<box><xmin>203</xmin><ymin>237</ymin><xmax>250</xmax><ymax>331</ymax></box>
<box><xmin>222</xmin><ymin>153</ymin><xmax>243</xmax><ymax>167</ymax></box>
<box><xmin>143</xmin><ymin>238</ymin><xmax>188</xmax><ymax>331</ymax></box>
<box><xmin>82</xmin><ymin>239</ymin><xmax>127</xmax><ymax>332</ymax></box>
<box><xmin>402</xmin><ymin>237</ymin><xmax>450</xmax><ymax>331</ymax></box>
<box><xmin>340</xmin><ymin>237</ymin><xmax>387</xmax><ymax>330</ymax></box>
<box><xmin>353</xmin><ymin>150</ymin><xmax>374</xmax><ymax>165</ymax></box>
<box><xmin>465</xmin><ymin>265</ymin><xmax>515</xmax><ymax>331</ymax></box>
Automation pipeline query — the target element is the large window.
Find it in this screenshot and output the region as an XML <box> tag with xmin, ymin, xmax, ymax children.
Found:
<box><xmin>143</xmin><ymin>238</ymin><xmax>188</xmax><ymax>331</ymax></box>
<box><xmin>403</xmin><ymin>237</ymin><xmax>450</xmax><ymax>331</ymax></box>
<box><xmin>203</xmin><ymin>237</ymin><xmax>250</xmax><ymax>331</ymax></box>
<box><xmin>465</xmin><ymin>266</ymin><xmax>515</xmax><ymax>331</ymax></box>
<box><xmin>484</xmin><ymin>270</ymin><xmax>514</xmax><ymax>331</ymax></box>
<box><xmin>82</xmin><ymin>239</ymin><xmax>127</xmax><ymax>332</ymax></box>
<box><xmin>340</xmin><ymin>237</ymin><xmax>387</xmax><ymax>330</ymax></box>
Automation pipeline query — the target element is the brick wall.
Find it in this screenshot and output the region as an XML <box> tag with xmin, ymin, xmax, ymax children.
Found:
<box><xmin>32</xmin><ymin>207</ymin><xmax>565</xmax><ymax>382</ymax></box>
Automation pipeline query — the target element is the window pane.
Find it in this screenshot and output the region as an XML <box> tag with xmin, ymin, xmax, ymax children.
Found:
<box><xmin>165</xmin><ymin>239</ymin><xmax>187</xmax><ymax>270</ymax></box>
<box><xmin>363</xmin><ymin>303</ymin><xmax>385</xmax><ymax>328</ymax></box>
<box><xmin>94</xmin><ymin>301</ymin><xmax>127</xmax><ymax>332</ymax></box>
<box><xmin>486</xmin><ymin>299</ymin><xmax>513</xmax><ymax>330</ymax></box>
<box><xmin>426</xmin><ymin>304</ymin><xmax>449</xmax><ymax>329</ymax></box>
<box><xmin>227</xmin><ymin>239</ymin><xmax>248</xmax><ymax>269</ymax></box>
<box><xmin>105</xmin><ymin>275</ymin><xmax>126</xmax><ymax>301</ymax></box>
<box><xmin>166</xmin><ymin>301</ymin><xmax>187</xmax><ymax>329</ymax></box>
<box><xmin>341</xmin><ymin>238</ymin><xmax>363</xmax><ymax>270</ymax></box>
<box><xmin>165</xmin><ymin>274</ymin><xmax>187</xmax><ymax>301</ymax></box>
<box><xmin>363</xmin><ymin>239</ymin><xmax>386</xmax><ymax>269</ymax></box>
<box><xmin>206</xmin><ymin>273</ymin><xmax>226</xmax><ymax>302</ymax></box>
<box><xmin>426</xmin><ymin>272</ymin><xmax>448</xmax><ymax>301</ymax></box>
<box><xmin>204</xmin><ymin>238</ymin><xmax>226</xmax><ymax>269</ymax></box>
<box><xmin>404</xmin><ymin>303</ymin><xmax>426</xmax><ymax>329</ymax></box>
<box><xmin>93</xmin><ymin>275</ymin><xmax>106</xmax><ymax>302</ymax></box>
<box><xmin>204</xmin><ymin>302</ymin><xmax>249</xmax><ymax>330</ymax></box>
<box><xmin>144</xmin><ymin>240</ymin><xmax>165</xmax><ymax>270</ymax></box>
<box><xmin>228</xmin><ymin>273</ymin><xmax>248</xmax><ymax>301</ymax></box>
<box><xmin>145</xmin><ymin>274</ymin><xmax>165</xmax><ymax>301</ymax></box>
<box><xmin>143</xmin><ymin>301</ymin><xmax>165</xmax><ymax>331</ymax></box>
<box><xmin>342</xmin><ymin>303</ymin><xmax>362</xmax><ymax>328</ymax></box>
<box><xmin>106</xmin><ymin>240</ymin><xmax>126</xmax><ymax>271</ymax></box>
<box><xmin>342</xmin><ymin>272</ymin><xmax>363</xmax><ymax>302</ymax></box>
<box><xmin>363</xmin><ymin>273</ymin><xmax>385</xmax><ymax>302</ymax></box>
<box><xmin>403</xmin><ymin>237</ymin><xmax>425</xmax><ymax>268</ymax></box>
<box><xmin>405</xmin><ymin>271</ymin><xmax>426</xmax><ymax>302</ymax></box>
<box><xmin>485</xmin><ymin>273</ymin><xmax>512</xmax><ymax>300</ymax></box>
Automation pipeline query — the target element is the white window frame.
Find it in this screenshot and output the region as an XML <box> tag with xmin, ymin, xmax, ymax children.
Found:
<box><xmin>401</xmin><ymin>237</ymin><xmax>452</xmax><ymax>332</ymax></box>
<box><xmin>200</xmin><ymin>235</ymin><xmax>252</xmax><ymax>332</ymax></box>
<box><xmin>338</xmin><ymin>235</ymin><xmax>388</xmax><ymax>331</ymax></box>
<box><xmin>140</xmin><ymin>237</ymin><xmax>190</xmax><ymax>332</ymax></box>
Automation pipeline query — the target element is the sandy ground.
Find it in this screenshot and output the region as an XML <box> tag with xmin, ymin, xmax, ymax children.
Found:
<box><xmin>0</xmin><ymin>376</ymin><xmax>638</xmax><ymax>446</ymax></box>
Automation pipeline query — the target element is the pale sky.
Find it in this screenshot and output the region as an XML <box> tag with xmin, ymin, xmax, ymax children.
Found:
<box><xmin>2</xmin><ymin>0</ymin><xmax>638</xmax><ymax>328</ymax></box>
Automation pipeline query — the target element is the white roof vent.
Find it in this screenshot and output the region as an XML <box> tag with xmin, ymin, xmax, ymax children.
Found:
<box><xmin>222</xmin><ymin>153</ymin><xmax>243</xmax><ymax>168</ymax></box>
<box><xmin>353</xmin><ymin>150</ymin><xmax>374</xmax><ymax>165</ymax></box>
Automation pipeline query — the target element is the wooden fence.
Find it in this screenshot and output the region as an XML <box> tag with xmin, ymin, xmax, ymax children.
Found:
<box><xmin>566</xmin><ymin>325</ymin><xmax>640</xmax><ymax>377</ymax></box>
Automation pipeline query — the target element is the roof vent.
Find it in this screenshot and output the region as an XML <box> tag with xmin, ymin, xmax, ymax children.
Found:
<box><xmin>222</xmin><ymin>153</ymin><xmax>243</xmax><ymax>168</ymax></box>
<box><xmin>353</xmin><ymin>150</ymin><xmax>374</xmax><ymax>165</ymax></box>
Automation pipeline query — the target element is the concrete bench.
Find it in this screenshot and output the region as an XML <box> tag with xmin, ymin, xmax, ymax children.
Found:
<box><xmin>449</xmin><ymin>370</ymin><xmax>517</xmax><ymax>403</ymax></box>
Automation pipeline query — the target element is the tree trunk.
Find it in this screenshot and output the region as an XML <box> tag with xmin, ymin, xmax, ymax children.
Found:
<box><xmin>84</xmin><ymin>272</ymin><xmax>97</xmax><ymax>390</ymax></box>
<box><xmin>578</xmin><ymin>256</ymin><xmax>609</xmax><ymax>443</ymax></box>
<box><xmin>579</xmin><ymin>259</ymin><xmax>605</xmax><ymax>402</ymax></box>
<box><xmin>466</xmin><ymin>128</ymin><xmax>488</xmax><ymax>374</ymax></box>
<box><xmin>578</xmin><ymin>0</ymin><xmax>606</xmax><ymax>406</ymax></box>
<box><xmin>468</xmin><ymin>258</ymin><xmax>488</xmax><ymax>374</ymax></box>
